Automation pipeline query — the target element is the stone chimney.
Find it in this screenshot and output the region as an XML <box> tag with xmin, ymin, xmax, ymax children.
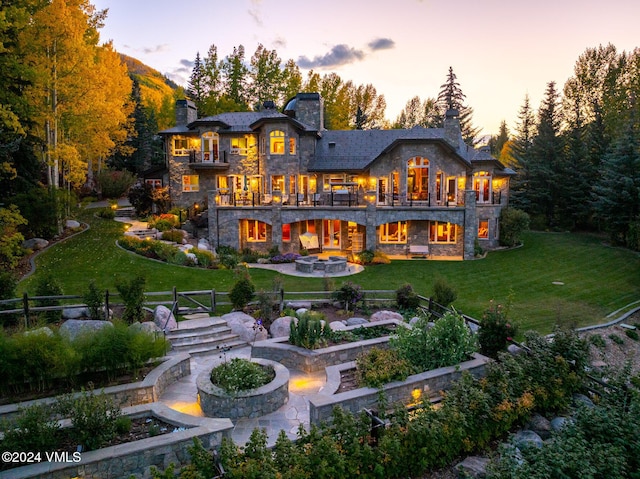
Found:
<box><xmin>283</xmin><ymin>92</ymin><xmax>324</xmax><ymax>131</ymax></box>
<box><xmin>175</xmin><ymin>99</ymin><xmax>197</xmax><ymax>126</ymax></box>
<box><xmin>443</xmin><ymin>108</ymin><xmax>462</xmax><ymax>150</ymax></box>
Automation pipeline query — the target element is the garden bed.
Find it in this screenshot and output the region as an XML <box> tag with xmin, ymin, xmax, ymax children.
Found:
<box><xmin>2</xmin><ymin>402</ymin><xmax>233</xmax><ymax>479</ymax></box>
<box><xmin>309</xmin><ymin>353</ymin><xmax>492</xmax><ymax>425</ymax></box>
<box><xmin>197</xmin><ymin>358</ymin><xmax>289</xmax><ymax>420</ymax></box>
<box><xmin>251</xmin><ymin>319</ymin><xmax>404</xmax><ymax>373</ymax></box>
<box><xmin>0</xmin><ymin>353</ymin><xmax>191</xmax><ymax>424</ymax></box>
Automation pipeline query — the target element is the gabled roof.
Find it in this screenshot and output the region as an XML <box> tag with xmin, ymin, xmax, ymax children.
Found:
<box><xmin>309</xmin><ymin>127</ymin><xmax>472</xmax><ymax>172</ymax></box>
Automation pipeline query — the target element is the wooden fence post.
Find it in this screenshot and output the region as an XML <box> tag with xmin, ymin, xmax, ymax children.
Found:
<box><xmin>22</xmin><ymin>292</ymin><xmax>29</xmax><ymax>329</ymax></box>
<box><xmin>105</xmin><ymin>290</ymin><xmax>110</xmax><ymax>319</ymax></box>
<box><xmin>211</xmin><ymin>289</ymin><xmax>216</xmax><ymax>313</ymax></box>
<box><xmin>279</xmin><ymin>288</ymin><xmax>284</xmax><ymax>313</ymax></box>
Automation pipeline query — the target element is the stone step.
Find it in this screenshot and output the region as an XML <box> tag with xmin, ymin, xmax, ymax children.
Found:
<box><xmin>182</xmin><ymin>339</ymin><xmax>247</xmax><ymax>357</ymax></box>
<box><xmin>167</xmin><ymin>318</ymin><xmax>228</xmax><ymax>337</ymax></box>
<box><xmin>168</xmin><ymin>326</ymin><xmax>233</xmax><ymax>346</ymax></box>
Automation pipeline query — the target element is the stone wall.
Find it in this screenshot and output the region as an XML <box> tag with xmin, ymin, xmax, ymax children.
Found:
<box><xmin>5</xmin><ymin>403</ymin><xmax>233</xmax><ymax>479</ymax></box>
<box><xmin>197</xmin><ymin>359</ymin><xmax>289</xmax><ymax>420</ymax></box>
<box><xmin>308</xmin><ymin>353</ymin><xmax>491</xmax><ymax>425</ymax></box>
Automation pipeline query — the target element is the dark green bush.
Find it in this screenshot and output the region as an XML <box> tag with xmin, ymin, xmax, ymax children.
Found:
<box><xmin>229</xmin><ymin>277</ymin><xmax>255</xmax><ymax>310</ymax></box>
<box><xmin>499</xmin><ymin>207</ymin><xmax>530</xmax><ymax>247</ymax></box>
<box><xmin>83</xmin><ymin>280</ymin><xmax>105</xmax><ymax>320</ymax></box>
<box><xmin>191</xmin><ymin>248</ymin><xmax>216</xmax><ymax>268</ymax></box>
<box><xmin>478</xmin><ymin>301</ymin><xmax>517</xmax><ymax>359</ymax></box>
<box><xmin>432</xmin><ymin>276</ymin><xmax>457</xmax><ymax>308</ymax></box>
<box><xmin>588</xmin><ymin>334</ymin><xmax>607</xmax><ymax>348</ymax></box>
<box><xmin>56</xmin><ymin>389</ymin><xmax>123</xmax><ymax>451</ymax></box>
<box><xmin>33</xmin><ymin>273</ymin><xmax>63</xmax><ymax>323</ymax></box>
<box><xmin>210</xmin><ymin>358</ymin><xmax>274</xmax><ymax>395</ymax></box>
<box><xmin>115</xmin><ymin>275</ymin><xmax>146</xmax><ymax>323</ymax></box>
<box><xmin>609</xmin><ymin>333</ymin><xmax>624</xmax><ymax>345</ymax></box>
<box><xmin>395</xmin><ymin>283</ymin><xmax>420</xmax><ymax>311</ymax></box>
<box><xmin>0</xmin><ymin>270</ymin><xmax>18</xmax><ymax>326</ymax></box>
<box><xmin>625</xmin><ymin>329</ymin><xmax>639</xmax><ymax>341</ymax></box>
<box><xmin>97</xmin><ymin>169</ymin><xmax>136</xmax><ymax>199</ymax></box>
<box><xmin>161</xmin><ymin>229</ymin><xmax>184</xmax><ymax>243</ymax></box>
<box><xmin>96</xmin><ymin>207</ymin><xmax>115</xmax><ymax>219</ymax></box>
<box><xmin>0</xmin><ymin>403</ymin><xmax>60</xmax><ymax>453</ymax></box>
<box><xmin>332</xmin><ymin>281</ymin><xmax>364</xmax><ymax>312</ymax></box>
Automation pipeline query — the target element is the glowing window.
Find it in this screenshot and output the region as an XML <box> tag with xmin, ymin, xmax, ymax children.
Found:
<box><xmin>429</xmin><ymin>221</ymin><xmax>457</xmax><ymax>244</ymax></box>
<box><xmin>478</xmin><ymin>220</ymin><xmax>489</xmax><ymax>239</ymax></box>
<box><xmin>407</xmin><ymin>156</ymin><xmax>429</xmax><ymax>201</ymax></box>
<box><xmin>289</xmin><ymin>137</ymin><xmax>296</xmax><ymax>154</ymax></box>
<box><xmin>201</xmin><ymin>132</ymin><xmax>219</xmax><ymax>162</ymax></box>
<box><xmin>247</xmin><ymin>220</ymin><xmax>267</xmax><ymax>242</ymax></box>
<box><xmin>231</xmin><ymin>137</ymin><xmax>248</xmax><ymax>155</ymax></box>
<box><xmin>270</xmin><ymin>130</ymin><xmax>285</xmax><ymax>155</ymax></box>
<box><xmin>379</xmin><ymin>222</ymin><xmax>407</xmax><ymax>244</ymax></box>
<box><xmin>282</xmin><ymin>223</ymin><xmax>291</xmax><ymax>242</ymax></box>
<box><xmin>182</xmin><ymin>175</ymin><xmax>199</xmax><ymax>192</ymax></box>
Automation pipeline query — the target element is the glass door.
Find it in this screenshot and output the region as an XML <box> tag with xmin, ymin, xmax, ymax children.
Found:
<box><xmin>322</xmin><ymin>219</ymin><xmax>341</xmax><ymax>249</ymax></box>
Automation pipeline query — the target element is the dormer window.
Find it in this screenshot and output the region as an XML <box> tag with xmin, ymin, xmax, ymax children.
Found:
<box><xmin>201</xmin><ymin>131</ymin><xmax>219</xmax><ymax>162</ymax></box>
<box><xmin>270</xmin><ymin>130</ymin><xmax>285</xmax><ymax>155</ymax></box>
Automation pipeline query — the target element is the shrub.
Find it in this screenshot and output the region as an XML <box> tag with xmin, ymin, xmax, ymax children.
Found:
<box><xmin>392</xmin><ymin>311</ymin><xmax>477</xmax><ymax>373</ymax></box>
<box><xmin>0</xmin><ymin>403</ymin><xmax>60</xmax><ymax>453</ymax></box>
<box><xmin>229</xmin><ymin>277</ymin><xmax>255</xmax><ymax>310</ymax></box>
<box><xmin>210</xmin><ymin>358</ymin><xmax>274</xmax><ymax>395</ymax></box>
<box><xmin>478</xmin><ymin>301</ymin><xmax>517</xmax><ymax>358</ymax></box>
<box><xmin>499</xmin><ymin>207</ymin><xmax>530</xmax><ymax>247</ymax></box>
<box><xmin>625</xmin><ymin>329</ymin><xmax>639</xmax><ymax>341</ymax></box>
<box><xmin>191</xmin><ymin>248</ymin><xmax>216</xmax><ymax>268</ymax></box>
<box><xmin>33</xmin><ymin>273</ymin><xmax>63</xmax><ymax>323</ymax></box>
<box><xmin>151</xmin><ymin>218</ymin><xmax>173</xmax><ymax>232</ymax></box>
<box><xmin>270</xmin><ymin>252</ymin><xmax>301</xmax><ymax>263</ymax></box>
<box><xmin>588</xmin><ymin>334</ymin><xmax>607</xmax><ymax>348</ymax></box>
<box><xmin>161</xmin><ymin>229</ymin><xmax>184</xmax><ymax>243</ymax></box>
<box><xmin>56</xmin><ymin>389</ymin><xmax>123</xmax><ymax>451</ymax></box>
<box><xmin>359</xmin><ymin>249</ymin><xmax>375</xmax><ymax>264</ymax></box>
<box><xmin>432</xmin><ymin>277</ymin><xmax>457</xmax><ymax>308</ymax></box>
<box><xmin>609</xmin><ymin>333</ymin><xmax>624</xmax><ymax>345</ymax></box>
<box><xmin>96</xmin><ymin>207</ymin><xmax>115</xmax><ymax>219</ymax></box>
<box><xmin>372</xmin><ymin>250</ymin><xmax>390</xmax><ymax>264</ymax></box>
<box><xmin>255</xmin><ymin>290</ymin><xmax>276</xmax><ymax>324</ymax></box>
<box><xmin>333</xmin><ymin>281</ymin><xmax>364</xmax><ymax>311</ymax></box>
<box><xmin>0</xmin><ymin>271</ymin><xmax>18</xmax><ymax>325</ymax></box>
<box><xmin>83</xmin><ymin>280</ymin><xmax>105</xmax><ymax>320</ymax></box>
<box><xmin>356</xmin><ymin>347</ymin><xmax>413</xmax><ymax>388</ymax></box>
<box><xmin>96</xmin><ymin>169</ymin><xmax>136</xmax><ymax>199</ymax></box>
<box><xmin>396</xmin><ymin>283</ymin><xmax>420</xmax><ymax>311</ymax></box>
<box><xmin>128</xmin><ymin>182</ymin><xmax>154</xmax><ymax>217</ymax></box>
<box><xmin>289</xmin><ymin>311</ymin><xmax>328</xmax><ymax>349</ymax></box>
<box><xmin>115</xmin><ymin>275</ymin><xmax>146</xmax><ymax>323</ymax></box>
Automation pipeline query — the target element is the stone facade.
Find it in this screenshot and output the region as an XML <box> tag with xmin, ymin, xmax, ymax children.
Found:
<box><xmin>160</xmin><ymin>93</ymin><xmax>514</xmax><ymax>260</ymax></box>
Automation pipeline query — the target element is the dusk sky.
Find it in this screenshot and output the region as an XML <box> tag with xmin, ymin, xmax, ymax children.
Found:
<box><xmin>91</xmin><ymin>0</ymin><xmax>640</xmax><ymax>135</ymax></box>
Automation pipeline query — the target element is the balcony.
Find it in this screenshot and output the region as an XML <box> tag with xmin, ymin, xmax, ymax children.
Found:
<box><xmin>187</xmin><ymin>150</ymin><xmax>229</xmax><ymax>170</ymax></box>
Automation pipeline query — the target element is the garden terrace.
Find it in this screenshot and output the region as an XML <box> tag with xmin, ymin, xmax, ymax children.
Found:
<box><xmin>308</xmin><ymin>353</ymin><xmax>491</xmax><ymax>425</ymax></box>
<box><xmin>251</xmin><ymin>319</ymin><xmax>405</xmax><ymax>373</ymax></box>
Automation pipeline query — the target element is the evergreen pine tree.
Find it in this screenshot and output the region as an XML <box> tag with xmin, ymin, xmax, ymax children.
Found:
<box><xmin>437</xmin><ymin>66</ymin><xmax>480</xmax><ymax>143</ymax></box>
<box><xmin>508</xmin><ymin>95</ymin><xmax>536</xmax><ymax>211</ymax></box>
<box><xmin>187</xmin><ymin>52</ymin><xmax>204</xmax><ymax>113</ymax></box>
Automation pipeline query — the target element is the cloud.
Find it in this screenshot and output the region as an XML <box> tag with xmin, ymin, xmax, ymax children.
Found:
<box><xmin>123</xmin><ymin>43</ymin><xmax>170</xmax><ymax>55</ymax></box>
<box><xmin>272</xmin><ymin>35</ymin><xmax>287</xmax><ymax>49</ymax></box>
<box><xmin>368</xmin><ymin>38</ymin><xmax>395</xmax><ymax>51</ymax></box>
<box><xmin>248</xmin><ymin>0</ymin><xmax>263</xmax><ymax>27</ymax></box>
<box><xmin>180</xmin><ymin>58</ymin><xmax>194</xmax><ymax>69</ymax></box>
<box><xmin>297</xmin><ymin>44</ymin><xmax>365</xmax><ymax>69</ymax></box>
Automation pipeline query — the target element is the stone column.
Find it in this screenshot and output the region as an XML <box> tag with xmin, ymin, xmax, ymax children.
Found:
<box><xmin>463</xmin><ymin>190</ymin><xmax>476</xmax><ymax>260</ymax></box>
<box><xmin>207</xmin><ymin>189</ymin><xmax>219</xmax><ymax>250</ymax></box>
<box><xmin>271</xmin><ymin>202</ymin><xmax>283</xmax><ymax>251</ymax></box>
<box><xmin>365</xmin><ymin>202</ymin><xmax>377</xmax><ymax>251</ymax></box>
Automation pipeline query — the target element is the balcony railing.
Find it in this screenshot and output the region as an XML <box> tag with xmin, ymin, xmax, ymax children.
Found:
<box><xmin>188</xmin><ymin>150</ymin><xmax>229</xmax><ymax>167</ymax></box>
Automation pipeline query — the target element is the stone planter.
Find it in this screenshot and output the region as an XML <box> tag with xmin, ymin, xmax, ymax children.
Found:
<box><xmin>252</xmin><ymin>319</ymin><xmax>404</xmax><ymax>373</ymax></box>
<box><xmin>197</xmin><ymin>358</ymin><xmax>289</xmax><ymax>420</ymax></box>
<box><xmin>309</xmin><ymin>353</ymin><xmax>492</xmax><ymax>425</ymax></box>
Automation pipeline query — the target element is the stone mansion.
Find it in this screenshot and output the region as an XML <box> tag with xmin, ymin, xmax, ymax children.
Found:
<box><xmin>158</xmin><ymin>93</ymin><xmax>514</xmax><ymax>260</ymax></box>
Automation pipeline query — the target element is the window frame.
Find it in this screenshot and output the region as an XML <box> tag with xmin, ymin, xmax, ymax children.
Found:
<box><xmin>478</xmin><ymin>219</ymin><xmax>489</xmax><ymax>239</ymax></box>
<box><xmin>247</xmin><ymin>220</ymin><xmax>267</xmax><ymax>242</ymax></box>
<box><xmin>182</xmin><ymin>175</ymin><xmax>200</xmax><ymax>192</ymax></box>
<box><xmin>269</xmin><ymin>130</ymin><xmax>285</xmax><ymax>155</ymax></box>
<box><xmin>429</xmin><ymin>221</ymin><xmax>457</xmax><ymax>244</ymax></box>
<box><xmin>379</xmin><ymin>221</ymin><xmax>407</xmax><ymax>244</ymax></box>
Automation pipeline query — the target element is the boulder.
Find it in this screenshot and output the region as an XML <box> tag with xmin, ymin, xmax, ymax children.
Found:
<box><xmin>22</xmin><ymin>238</ymin><xmax>49</xmax><ymax>251</ymax></box>
<box><xmin>197</xmin><ymin>238</ymin><xmax>211</xmax><ymax>251</ymax></box>
<box><xmin>60</xmin><ymin>319</ymin><xmax>113</xmax><ymax>341</ymax></box>
<box><xmin>295</xmin><ymin>307</ymin><xmax>309</xmax><ymax>317</ymax></box>
<box><xmin>467</xmin><ymin>321</ymin><xmax>479</xmax><ymax>334</ymax></box>
<box><xmin>550</xmin><ymin>416</ymin><xmax>570</xmax><ymax>431</ymax></box>
<box><xmin>507</xmin><ymin>344</ymin><xmax>525</xmax><ymax>356</ymax></box>
<box><xmin>369</xmin><ymin>310</ymin><xmax>403</xmax><ymax>322</ymax></box>
<box><xmin>130</xmin><ymin>321</ymin><xmax>162</xmax><ymax>336</ymax></box>
<box><xmin>345</xmin><ymin>317</ymin><xmax>369</xmax><ymax>326</ymax></box>
<box><xmin>527</xmin><ymin>413</ymin><xmax>552</xmax><ymax>440</ymax></box>
<box><xmin>329</xmin><ymin>321</ymin><xmax>348</xmax><ymax>331</ymax></box>
<box><xmin>512</xmin><ymin>430</ymin><xmax>543</xmax><ymax>450</ymax></box>
<box><xmin>270</xmin><ymin>316</ymin><xmax>295</xmax><ymax>338</ymax></box>
<box><xmin>154</xmin><ymin>305</ymin><xmax>177</xmax><ymax>331</ymax></box>
<box><xmin>223</xmin><ymin>311</ymin><xmax>268</xmax><ymax>343</ymax></box>
<box><xmin>257</xmin><ymin>258</ymin><xmax>270</xmax><ymax>264</ymax></box>
<box><xmin>408</xmin><ymin>316</ymin><xmax>421</xmax><ymax>326</ymax></box>
<box><xmin>286</xmin><ymin>301</ymin><xmax>312</xmax><ymax>310</ymax></box>
<box><xmin>455</xmin><ymin>456</ymin><xmax>489</xmax><ymax>479</ymax></box>
<box><xmin>23</xmin><ymin>327</ymin><xmax>54</xmax><ymax>337</ymax></box>
<box><xmin>186</xmin><ymin>252</ymin><xmax>198</xmax><ymax>264</ymax></box>
<box><xmin>62</xmin><ymin>306</ymin><xmax>90</xmax><ymax>320</ymax></box>
<box><xmin>65</xmin><ymin>219</ymin><xmax>81</xmax><ymax>229</ymax></box>
<box><xmin>572</xmin><ymin>393</ymin><xmax>595</xmax><ymax>409</ymax></box>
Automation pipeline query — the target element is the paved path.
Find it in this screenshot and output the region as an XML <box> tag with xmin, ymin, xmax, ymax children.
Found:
<box><xmin>158</xmin><ymin>345</ymin><xmax>326</xmax><ymax>446</ymax></box>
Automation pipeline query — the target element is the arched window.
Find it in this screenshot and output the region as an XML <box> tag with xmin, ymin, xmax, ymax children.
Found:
<box><xmin>407</xmin><ymin>156</ymin><xmax>429</xmax><ymax>201</ymax></box>
<box><xmin>201</xmin><ymin>132</ymin><xmax>219</xmax><ymax>162</ymax></box>
<box><xmin>270</xmin><ymin>130</ymin><xmax>285</xmax><ymax>155</ymax></box>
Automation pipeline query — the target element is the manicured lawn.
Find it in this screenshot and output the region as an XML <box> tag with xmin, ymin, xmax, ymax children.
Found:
<box><xmin>18</xmin><ymin>209</ymin><xmax>640</xmax><ymax>334</ymax></box>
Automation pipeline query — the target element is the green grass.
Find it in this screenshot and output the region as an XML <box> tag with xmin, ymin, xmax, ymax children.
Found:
<box><xmin>18</xmin><ymin>209</ymin><xmax>640</xmax><ymax>334</ymax></box>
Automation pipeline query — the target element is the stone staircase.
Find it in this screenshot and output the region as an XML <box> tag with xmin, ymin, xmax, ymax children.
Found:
<box><xmin>166</xmin><ymin>314</ymin><xmax>245</xmax><ymax>357</ymax></box>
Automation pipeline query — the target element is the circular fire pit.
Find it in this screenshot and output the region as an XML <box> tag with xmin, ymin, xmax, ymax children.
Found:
<box><xmin>295</xmin><ymin>256</ymin><xmax>348</xmax><ymax>274</ymax></box>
